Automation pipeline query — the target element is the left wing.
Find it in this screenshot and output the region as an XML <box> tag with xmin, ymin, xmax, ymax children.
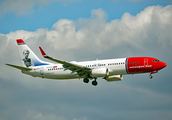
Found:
<box><xmin>39</xmin><ymin>47</ymin><xmax>92</xmax><ymax>77</ymax></box>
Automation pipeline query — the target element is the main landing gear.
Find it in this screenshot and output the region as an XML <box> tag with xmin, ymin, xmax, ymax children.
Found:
<box><xmin>83</xmin><ymin>78</ymin><xmax>98</xmax><ymax>86</ymax></box>
<box><xmin>83</xmin><ymin>78</ymin><xmax>89</xmax><ymax>83</ymax></box>
<box><xmin>92</xmin><ymin>79</ymin><xmax>98</xmax><ymax>86</ymax></box>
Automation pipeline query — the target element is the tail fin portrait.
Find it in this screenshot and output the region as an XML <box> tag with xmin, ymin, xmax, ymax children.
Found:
<box><xmin>17</xmin><ymin>39</ymin><xmax>50</xmax><ymax>67</ymax></box>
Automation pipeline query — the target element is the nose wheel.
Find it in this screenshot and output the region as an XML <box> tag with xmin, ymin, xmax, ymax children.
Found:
<box><xmin>149</xmin><ymin>74</ymin><xmax>153</xmax><ymax>79</ymax></box>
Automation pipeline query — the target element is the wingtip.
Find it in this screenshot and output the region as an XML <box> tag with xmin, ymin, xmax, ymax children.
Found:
<box><xmin>39</xmin><ymin>46</ymin><xmax>46</xmax><ymax>56</ymax></box>
<box><xmin>16</xmin><ymin>39</ymin><xmax>26</xmax><ymax>45</ymax></box>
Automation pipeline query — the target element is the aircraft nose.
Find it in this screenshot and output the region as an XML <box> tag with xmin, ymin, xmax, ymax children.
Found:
<box><xmin>161</xmin><ymin>62</ymin><xmax>167</xmax><ymax>68</ymax></box>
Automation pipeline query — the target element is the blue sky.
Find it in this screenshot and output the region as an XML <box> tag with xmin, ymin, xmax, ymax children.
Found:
<box><xmin>0</xmin><ymin>0</ymin><xmax>171</xmax><ymax>34</ymax></box>
<box><xmin>0</xmin><ymin>0</ymin><xmax>172</xmax><ymax>120</ymax></box>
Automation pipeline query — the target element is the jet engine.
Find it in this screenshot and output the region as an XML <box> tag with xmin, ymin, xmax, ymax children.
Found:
<box><xmin>105</xmin><ymin>75</ymin><xmax>123</xmax><ymax>82</ymax></box>
<box><xmin>91</xmin><ymin>68</ymin><xmax>109</xmax><ymax>77</ymax></box>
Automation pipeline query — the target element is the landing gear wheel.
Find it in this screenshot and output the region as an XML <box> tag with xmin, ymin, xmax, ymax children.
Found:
<box><xmin>149</xmin><ymin>75</ymin><xmax>153</xmax><ymax>79</ymax></box>
<box><xmin>83</xmin><ymin>78</ymin><xmax>89</xmax><ymax>83</ymax></box>
<box><xmin>92</xmin><ymin>80</ymin><xmax>98</xmax><ymax>86</ymax></box>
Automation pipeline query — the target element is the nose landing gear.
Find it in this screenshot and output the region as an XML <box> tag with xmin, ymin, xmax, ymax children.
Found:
<box><xmin>149</xmin><ymin>74</ymin><xmax>153</xmax><ymax>79</ymax></box>
<box><xmin>149</xmin><ymin>70</ymin><xmax>158</xmax><ymax>79</ymax></box>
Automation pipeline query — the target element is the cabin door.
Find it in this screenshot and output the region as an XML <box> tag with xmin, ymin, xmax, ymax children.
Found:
<box><xmin>144</xmin><ymin>58</ymin><xmax>148</xmax><ymax>69</ymax></box>
<box><xmin>40</xmin><ymin>67</ymin><xmax>44</xmax><ymax>75</ymax></box>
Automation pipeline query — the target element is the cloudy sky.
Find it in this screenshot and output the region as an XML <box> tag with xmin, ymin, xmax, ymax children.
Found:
<box><xmin>0</xmin><ymin>0</ymin><xmax>172</xmax><ymax>120</ymax></box>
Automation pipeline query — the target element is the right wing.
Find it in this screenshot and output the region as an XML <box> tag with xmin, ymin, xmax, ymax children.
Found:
<box><xmin>6</xmin><ymin>64</ymin><xmax>32</xmax><ymax>71</ymax></box>
<box><xmin>39</xmin><ymin>47</ymin><xmax>92</xmax><ymax>77</ymax></box>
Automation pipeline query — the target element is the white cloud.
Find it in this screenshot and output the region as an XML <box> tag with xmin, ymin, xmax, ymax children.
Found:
<box><xmin>1</xmin><ymin>5</ymin><xmax>172</xmax><ymax>54</ymax></box>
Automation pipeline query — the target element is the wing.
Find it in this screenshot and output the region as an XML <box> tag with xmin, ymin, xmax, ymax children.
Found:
<box><xmin>6</xmin><ymin>64</ymin><xmax>32</xmax><ymax>71</ymax></box>
<box><xmin>39</xmin><ymin>47</ymin><xmax>92</xmax><ymax>77</ymax></box>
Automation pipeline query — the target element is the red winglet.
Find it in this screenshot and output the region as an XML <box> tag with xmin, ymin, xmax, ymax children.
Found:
<box><xmin>16</xmin><ymin>39</ymin><xmax>25</xmax><ymax>44</ymax></box>
<box><xmin>39</xmin><ymin>46</ymin><xmax>46</xmax><ymax>56</ymax></box>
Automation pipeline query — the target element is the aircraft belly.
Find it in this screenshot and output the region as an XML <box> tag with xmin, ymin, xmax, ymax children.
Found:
<box><xmin>109</xmin><ymin>65</ymin><xmax>127</xmax><ymax>75</ymax></box>
<box><xmin>44</xmin><ymin>70</ymin><xmax>79</xmax><ymax>79</ymax></box>
<box><xmin>22</xmin><ymin>70</ymin><xmax>42</xmax><ymax>77</ymax></box>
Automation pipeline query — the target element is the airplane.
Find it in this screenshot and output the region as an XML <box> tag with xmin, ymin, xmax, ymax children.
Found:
<box><xmin>6</xmin><ymin>39</ymin><xmax>167</xmax><ymax>86</ymax></box>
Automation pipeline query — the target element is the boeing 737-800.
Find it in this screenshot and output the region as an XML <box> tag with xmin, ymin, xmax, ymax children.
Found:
<box><xmin>6</xmin><ymin>39</ymin><xmax>167</xmax><ymax>86</ymax></box>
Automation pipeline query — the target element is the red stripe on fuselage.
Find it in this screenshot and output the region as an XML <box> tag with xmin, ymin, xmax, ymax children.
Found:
<box><xmin>126</xmin><ymin>57</ymin><xmax>165</xmax><ymax>74</ymax></box>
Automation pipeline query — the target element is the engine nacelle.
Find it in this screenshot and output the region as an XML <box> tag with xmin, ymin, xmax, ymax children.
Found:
<box><xmin>91</xmin><ymin>68</ymin><xmax>109</xmax><ymax>77</ymax></box>
<box><xmin>105</xmin><ymin>75</ymin><xmax>123</xmax><ymax>82</ymax></box>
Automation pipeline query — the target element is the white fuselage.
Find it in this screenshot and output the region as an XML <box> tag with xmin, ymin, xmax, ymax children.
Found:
<box><xmin>23</xmin><ymin>58</ymin><xmax>128</xmax><ymax>79</ymax></box>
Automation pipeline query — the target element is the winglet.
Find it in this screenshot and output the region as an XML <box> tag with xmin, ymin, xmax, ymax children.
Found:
<box><xmin>39</xmin><ymin>47</ymin><xmax>50</xmax><ymax>58</ymax></box>
<box><xmin>39</xmin><ymin>46</ymin><xmax>46</xmax><ymax>56</ymax></box>
<box><xmin>16</xmin><ymin>39</ymin><xmax>26</xmax><ymax>45</ymax></box>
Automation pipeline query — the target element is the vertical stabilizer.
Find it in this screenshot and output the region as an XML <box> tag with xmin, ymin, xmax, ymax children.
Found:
<box><xmin>16</xmin><ymin>39</ymin><xmax>50</xmax><ymax>67</ymax></box>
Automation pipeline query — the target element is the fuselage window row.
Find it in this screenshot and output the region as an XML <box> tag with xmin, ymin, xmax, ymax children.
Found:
<box><xmin>47</xmin><ymin>62</ymin><xmax>127</xmax><ymax>71</ymax></box>
<box><xmin>85</xmin><ymin>64</ymin><xmax>106</xmax><ymax>68</ymax></box>
<box><xmin>108</xmin><ymin>62</ymin><xmax>125</xmax><ymax>66</ymax></box>
<box><xmin>48</xmin><ymin>68</ymin><xmax>64</xmax><ymax>71</ymax></box>
<box><xmin>85</xmin><ymin>62</ymin><xmax>126</xmax><ymax>67</ymax></box>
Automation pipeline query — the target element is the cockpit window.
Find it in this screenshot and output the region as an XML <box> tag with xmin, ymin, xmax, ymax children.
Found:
<box><xmin>153</xmin><ymin>60</ymin><xmax>160</xmax><ymax>62</ymax></box>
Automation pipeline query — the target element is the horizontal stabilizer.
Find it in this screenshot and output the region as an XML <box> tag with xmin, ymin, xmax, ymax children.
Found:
<box><xmin>6</xmin><ymin>64</ymin><xmax>32</xmax><ymax>71</ymax></box>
